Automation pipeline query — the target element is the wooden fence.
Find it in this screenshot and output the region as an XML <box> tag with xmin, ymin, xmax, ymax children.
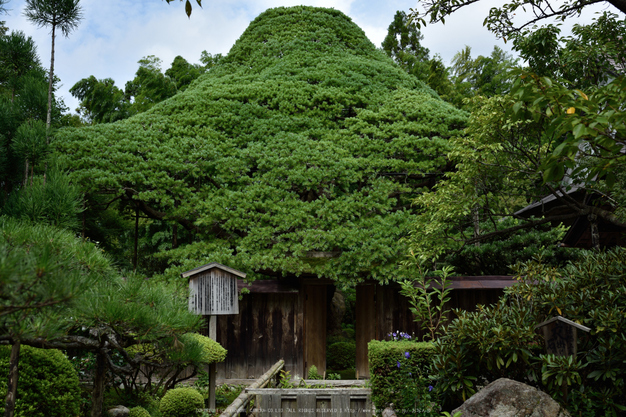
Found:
<box><xmin>249</xmin><ymin>388</ymin><xmax>372</xmax><ymax>417</ymax></box>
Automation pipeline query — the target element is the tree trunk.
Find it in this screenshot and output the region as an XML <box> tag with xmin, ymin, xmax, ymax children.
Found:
<box><xmin>46</xmin><ymin>24</ymin><xmax>55</xmax><ymax>132</ymax></box>
<box><xmin>4</xmin><ymin>341</ymin><xmax>21</xmax><ymax>417</ymax></box>
<box><xmin>133</xmin><ymin>206</ymin><xmax>139</xmax><ymax>272</ymax></box>
<box><xmin>43</xmin><ymin>23</ymin><xmax>55</xmax><ymax>185</ymax></box>
<box><xmin>91</xmin><ymin>350</ymin><xmax>107</xmax><ymax>417</ymax></box>
<box><xmin>472</xmin><ymin>204</ymin><xmax>480</xmax><ymax>247</ymax></box>
<box><xmin>588</xmin><ymin>214</ymin><xmax>600</xmax><ymax>250</ymax></box>
<box><xmin>23</xmin><ymin>160</ymin><xmax>28</xmax><ymax>187</ymax></box>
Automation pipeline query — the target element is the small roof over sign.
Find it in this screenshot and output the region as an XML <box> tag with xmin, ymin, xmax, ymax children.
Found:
<box><xmin>535</xmin><ymin>315</ymin><xmax>591</xmax><ymax>332</ymax></box>
<box><xmin>181</xmin><ymin>262</ymin><xmax>247</xmax><ymax>279</ymax></box>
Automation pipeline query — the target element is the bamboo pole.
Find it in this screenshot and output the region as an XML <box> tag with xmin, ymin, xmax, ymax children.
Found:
<box><xmin>219</xmin><ymin>359</ymin><xmax>284</xmax><ymax>417</ymax></box>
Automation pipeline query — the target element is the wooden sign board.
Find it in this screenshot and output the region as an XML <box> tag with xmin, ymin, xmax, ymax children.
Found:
<box><xmin>535</xmin><ymin>316</ymin><xmax>591</xmax><ymax>356</ymax></box>
<box><xmin>182</xmin><ymin>262</ymin><xmax>245</xmax><ymax>315</ymax></box>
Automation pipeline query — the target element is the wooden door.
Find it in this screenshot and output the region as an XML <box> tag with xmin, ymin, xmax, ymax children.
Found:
<box><xmin>304</xmin><ymin>284</ymin><xmax>327</xmax><ymax>376</ymax></box>
<box><xmin>356</xmin><ymin>284</ymin><xmax>376</xmax><ymax>379</ymax></box>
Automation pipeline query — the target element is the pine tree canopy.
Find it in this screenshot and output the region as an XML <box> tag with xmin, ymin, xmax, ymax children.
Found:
<box><xmin>55</xmin><ymin>6</ymin><xmax>467</xmax><ymax>284</ymax></box>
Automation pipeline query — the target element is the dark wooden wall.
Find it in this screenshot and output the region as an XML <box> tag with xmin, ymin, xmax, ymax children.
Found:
<box><xmin>356</xmin><ymin>282</ymin><xmax>506</xmax><ymax>377</ymax></box>
<box><xmin>214</xmin><ymin>280</ymin><xmax>331</xmax><ymax>380</ymax></box>
<box><xmin>304</xmin><ymin>283</ymin><xmax>328</xmax><ymax>376</ymax></box>
<box><xmin>216</xmin><ymin>291</ymin><xmax>303</xmax><ymax>379</ymax></box>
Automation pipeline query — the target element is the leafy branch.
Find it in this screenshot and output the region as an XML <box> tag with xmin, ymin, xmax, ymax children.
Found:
<box><xmin>399</xmin><ymin>261</ymin><xmax>454</xmax><ymax>340</ymax></box>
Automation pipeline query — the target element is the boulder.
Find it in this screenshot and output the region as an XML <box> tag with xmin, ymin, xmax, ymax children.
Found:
<box><xmin>452</xmin><ymin>378</ymin><xmax>570</xmax><ymax>417</ymax></box>
<box><xmin>382</xmin><ymin>405</ymin><xmax>398</xmax><ymax>417</ymax></box>
<box><xmin>107</xmin><ymin>405</ymin><xmax>130</xmax><ymax>417</ymax></box>
<box><xmin>327</xmin><ymin>290</ymin><xmax>346</xmax><ymax>336</ymax></box>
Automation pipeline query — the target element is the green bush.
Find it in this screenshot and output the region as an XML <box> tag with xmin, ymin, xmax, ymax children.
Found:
<box><xmin>368</xmin><ymin>340</ymin><xmax>437</xmax><ymax>416</ymax></box>
<box><xmin>159</xmin><ymin>387</ymin><xmax>204</xmax><ymax>417</ymax></box>
<box><xmin>183</xmin><ymin>332</ymin><xmax>227</xmax><ymax>364</ymax></box>
<box><xmin>0</xmin><ymin>345</ymin><xmax>81</xmax><ymax>417</ymax></box>
<box><xmin>307</xmin><ymin>365</ymin><xmax>323</xmax><ymax>380</ymax></box>
<box><xmin>129</xmin><ymin>406</ymin><xmax>152</xmax><ymax>417</ymax></box>
<box><xmin>433</xmin><ymin>249</ymin><xmax>626</xmax><ymax>414</ymax></box>
<box><xmin>327</xmin><ymin>341</ymin><xmax>356</xmax><ymax>370</ymax></box>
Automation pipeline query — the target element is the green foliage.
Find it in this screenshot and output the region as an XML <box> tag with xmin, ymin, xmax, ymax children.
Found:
<box><xmin>408</xmin><ymin>92</ymin><xmax>597</xmax><ymax>270</ymax></box>
<box><xmin>159</xmin><ymin>387</ymin><xmax>204</xmax><ymax>417</ymax></box>
<box><xmin>129</xmin><ymin>406</ymin><xmax>152</xmax><ymax>417</ymax></box>
<box><xmin>70</xmin><ymin>53</ymin><xmax>206</xmax><ymax>125</ymax></box>
<box><xmin>449</xmin><ymin>46</ymin><xmax>518</xmax><ymax>107</ymax></box>
<box><xmin>381</xmin><ymin>10</ymin><xmax>430</xmax><ymax>81</ymax></box>
<box><xmin>182</xmin><ymin>332</ymin><xmax>227</xmax><ymax>364</ymax></box>
<box><xmin>0</xmin><ymin>216</ymin><xmax>114</xmax><ymax>338</ymax></box>
<box><xmin>199</xmin><ymin>51</ymin><xmax>223</xmax><ymax>71</ymax></box>
<box><xmin>399</xmin><ymin>265</ymin><xmax>453</xmax><ymax>340</ymax></box>
<box><xmin>409</xmin><ymin>0</ymin><xmax>623</xmax><ymax>39</ymax></box>
<box><xmin>431</xmin><ymin>300</ymin><xmax>540</xmax><ymax>405</ymax></box>
<box><xmin>368</xmin><ymin>340</ymin><xmax>437</xmax><ymax>416</ymax></box>
<box><xmin>0</xmin><ymin>30</ymin><xmax>55</xmax><ymax>197</ymax></box>
<box><xmin>125</xmin><ymin>55</ymin><xmax>177</xmax><ymax>115</ymax></box>
<box><xmin>69</xmin><ymin>75</ymin><xmax>129</xmax><ymax>123</ymax></box>
<box><xmin>0</xmin><ymin>30</ymin><xmax>41</xmax><ymax>100</ymax></box>
<box><xmin>307</xmin><ymin>365</ymin><xmax>323</xmax><ymax>380</ymax></box>
<box><xmin>56</xmin><ymin>6</ymin><xmax>466</xmax><ymax>285</ymax></box>
<box><xmin>511</xmin><ymin>72</ymin><xmax>626</xmax><ymax>188</ymax></box>
<box><xmin>24</xmin><ymin>0</ymin><xmax>82</xmax><ymax>38</ymax></box>
<box><xmin>512</xmin><ymin>12</ymin><xmax>626</xmax><ymax>89</ymax></box>
<box><xmin>326</xmin><ymin>341</ymin><xmax>355</xmax><ymax>370</ymax></box>
<box><xmin>2</xmin><ymin>168</ymin><xmax>83</xmax><ymax>231</ymax></box>
<box><xmin>10</xmin><ymin>118</ymin><xmax>47</xmax><ymax>173</ymax></box>
<box><xmin>0</xmin><ymin>345</ymin><xmax>81</xmax><ymax>417</ymax></box>
<box><xmin>432</xmin><ymin>249</ymin><xmax>626</xmax><ymax>414</ymax></box>
<box><xmin>164</xmin><ymin>0</ymin><xmax>201</xmax><ymax>18</ymax></box>
<box><xmin>278</xmin><ymin>370</ymin><xmax>294</xmax><ymax>388</ymax></box>
<box><xmin>165</xmin><ymin>55</ymin><xmax>202</xmax><ymax>92</ymax></box>
<box><xmin>443</xmin><ymin>219</ymin><xmax>580</xmax><ymax>276</ymax></box>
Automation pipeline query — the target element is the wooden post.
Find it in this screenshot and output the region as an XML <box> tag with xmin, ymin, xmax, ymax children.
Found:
<box><xmin>182</xmin><ymin>262</ymin><xmax>245</xmax><ymax>410</ymax></box>
<box><xmin>209</xmin><ymin>315</ymin><xmax>217</xmax><ymax>412</ymax></box>
<box><xmin>535</xmin><ymin>316</ymin><xmax>591</xmax><ymax>403</ymax></box>
<box><xmin>356</xmin><ymin>284</ymin><xmax>376</xmax><ymax>379</ymax></box>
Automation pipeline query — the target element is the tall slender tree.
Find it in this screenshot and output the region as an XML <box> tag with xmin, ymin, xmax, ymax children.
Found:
<box><xmin>23</xmin><ymin>0</ymin><xmax>82</xmax><ymax>133</ymax></box>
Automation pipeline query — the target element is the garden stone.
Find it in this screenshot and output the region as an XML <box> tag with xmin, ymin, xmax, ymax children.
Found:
<box><xmin>452</xmin><ymin>378</ymin><xmax>570</xmax><ymax>417</ymax></box>
<box><xmin>382</xmin><ymin>404</ymin><xmax>397</xmax><ymax>417</ymax></box>
<box><xmin>107</xmin><ymin>405</ymin><xmax>130</xmax><ymax>417</ymax></box>
<box><xmin>328</xmin><ymin>290</ymin><xmax>346</xmax><ymax>336</ymax></box>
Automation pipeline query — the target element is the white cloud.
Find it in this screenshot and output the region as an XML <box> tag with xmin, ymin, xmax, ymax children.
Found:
<box><xmin>2</xmin><ymin>0</ymin><xmax>612</xmax><ymax>113</ymax></box>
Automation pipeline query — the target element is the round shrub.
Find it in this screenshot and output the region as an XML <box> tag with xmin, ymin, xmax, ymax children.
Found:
<box><xmin>327</xmin><ymin>341</ymin><xmax>356</xmax><ymax>370</ymax></box>
<box><xmin>159</xmin><ymin>387</ymin><xmax>204</xmax><ymax>417</ymax></box>
<box><xmin>0</xmin><ymin>345</ymin><xmax>81</xmax><ymax>417</ymax></box>
<box><xmin>129</xmin><ymin>406</ymin><xmax>152</xmax><ymax>417</ymax></box>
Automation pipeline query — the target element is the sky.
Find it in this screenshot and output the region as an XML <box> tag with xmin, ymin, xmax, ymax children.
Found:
<box><xmin>1</xmin><ymin>0</ymin><xmax>613</xmax><ymax>113</ymax></box>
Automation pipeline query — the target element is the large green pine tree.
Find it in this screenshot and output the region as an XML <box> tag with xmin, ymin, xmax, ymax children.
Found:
<box><xmin>56</xmin><ymin>6</ymin><xmax>467</xmax><ymax>284</ymax></box>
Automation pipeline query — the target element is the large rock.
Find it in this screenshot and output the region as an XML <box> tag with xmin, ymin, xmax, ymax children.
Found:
<box><xmin>327</xmin><ymin>290</ymin><xmax>346</xmax><ymax>336</ymax></box>
<box><xmin>452</xmin><ymin>378</ymin><xmax>570</xmax><ymax>417</ymax></box>
<box><xmin>107</xmin><ymin>405</ymin><xmax>130</xmax><ymax>417</ymax></box>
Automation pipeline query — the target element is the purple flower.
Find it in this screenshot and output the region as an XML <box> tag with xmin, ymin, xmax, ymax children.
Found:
<box><xmin>397</xmin><ymin>361</ymin><xmax>401</xmax><ymax>368</ymax></box>
<box><xmin>404</xmin><ymin>352</ymin><xmax>410</xmax><ymax>359</ymax></box>
<box><xmin>428</xmin><ymin>385</ymin><xmax>434</xmax><ymax>392</ymax></box>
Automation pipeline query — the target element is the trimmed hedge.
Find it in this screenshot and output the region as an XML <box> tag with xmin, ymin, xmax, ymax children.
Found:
<box><xmin>368</xmin><ymin>340</ymin><xmax>436</xmax><ymax>415</ymax></box>
<box><xmin>159</xmin><ymin>387</ymin><xmax>204</xmax><ymax>417</ymax></box>
<box><xmin>184</xmin><ymin>332</ymin><xmax>227</xmax><ymax>364</ymax></box>
<box><xmin>327</xmin><ymin>341</ymin><xmax>356</xmax><ymax>370</ymax></box>
<box><xmin>0</xmin><ymin>345</ymin><xmax>81</xmax><ymax>417</ymax></box>
<box><xmin>128</xmin><ymin>406</ymin><xmax>151</xmax><ymax>417</ymax></box>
